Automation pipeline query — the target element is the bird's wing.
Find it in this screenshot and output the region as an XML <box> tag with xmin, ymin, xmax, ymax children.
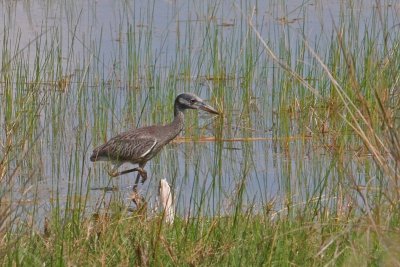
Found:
<box><xmin>91</xmin><ymin>134</ymin><xmax>158</xmax><ymax>162</ymax></box>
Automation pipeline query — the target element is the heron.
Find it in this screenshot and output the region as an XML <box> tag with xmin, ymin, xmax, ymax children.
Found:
<box><xmin>90</xmin><ymin>92</ymin><xmax>219</xmax><ymax>191</ymax></box>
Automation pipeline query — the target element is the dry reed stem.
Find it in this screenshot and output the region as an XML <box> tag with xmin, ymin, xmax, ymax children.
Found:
<box><xmin>159</xmin><ymin>179</ymin><xmax>174</xmax><ymax>224</ymax></box>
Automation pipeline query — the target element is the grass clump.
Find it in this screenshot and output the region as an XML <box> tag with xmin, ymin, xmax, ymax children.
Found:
<box><xmin>0</xmin><ymin>209</ymin><xmax>351</xmax><ymax>265</ymax></box>
<box><xmin>3</xmin><ymin>204</ymin><xmax>399</xmax><ymax>266</ymax></box>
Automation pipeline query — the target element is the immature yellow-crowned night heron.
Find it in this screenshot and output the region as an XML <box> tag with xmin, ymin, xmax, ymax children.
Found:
<box><xmin>90</xmin><ymin>93</ymin><xmax>219</xmax><ymax>189</ymax></box>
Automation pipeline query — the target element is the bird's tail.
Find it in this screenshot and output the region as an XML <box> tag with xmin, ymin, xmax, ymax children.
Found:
<box><xmin>90</xmin><ymin>149</ymin><xmax>101</xmax><ymax>162</ymax></box>
<box><xmin>90</xmin><ymin>154</ymin><xmax>97</xmax><ymax>162</ymax></box>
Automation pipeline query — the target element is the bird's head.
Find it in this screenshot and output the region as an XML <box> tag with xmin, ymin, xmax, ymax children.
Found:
<box><xmin>175</xmin><ymin>93</ymin><xmax>219</xmax><ymax>115</ymax></box>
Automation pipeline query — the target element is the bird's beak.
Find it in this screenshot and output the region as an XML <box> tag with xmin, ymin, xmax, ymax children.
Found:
<box><xmin>198</xmin><ymin>102</ymin><xmax>220</xmax><ymax>115</ymax></box>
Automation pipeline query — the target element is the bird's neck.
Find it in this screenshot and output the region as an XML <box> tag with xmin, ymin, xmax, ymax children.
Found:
<box><xmin>171</xmin><ymin>108</ymin><xmax>184</xmax><ymax>130</ymax></box>
<box><xmin>165</xmin><ymin>107</ymin><xmax>184</xmax><ymax>139</ymax></box>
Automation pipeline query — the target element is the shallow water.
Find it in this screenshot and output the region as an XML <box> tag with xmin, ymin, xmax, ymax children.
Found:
<box><xmin>0</xmin><ymin>0</ymin><xmax>394</xmax><ymax>222</ymax></box>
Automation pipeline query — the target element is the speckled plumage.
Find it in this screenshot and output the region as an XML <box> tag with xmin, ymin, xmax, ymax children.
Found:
<box><xmin>90</xmin><ymin>93</ymin><xmax>219</xmax><ymax>189</ymax></box>
<box><xmin>90</xmin><ymin>112</ymin><xmax>184</xmax><ymax>164</ymax></box>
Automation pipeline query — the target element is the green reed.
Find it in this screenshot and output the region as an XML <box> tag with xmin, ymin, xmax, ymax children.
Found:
<box><xmin>0</xmin><ymin>0</ymin><xmax>400</xmax><ymax>265</ymax></box>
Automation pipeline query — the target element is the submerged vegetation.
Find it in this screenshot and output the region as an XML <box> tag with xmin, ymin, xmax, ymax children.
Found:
<box><xmin>1</xmin><ymin>0</ymin><xmax>400</xmax><ymax>265</ymax></box>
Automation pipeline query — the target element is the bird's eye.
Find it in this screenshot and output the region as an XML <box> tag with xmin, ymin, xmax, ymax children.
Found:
<box><xmin>190</xmin><ymin>99</ymin><xmax>196</xmax><ymax>104</ymax></box>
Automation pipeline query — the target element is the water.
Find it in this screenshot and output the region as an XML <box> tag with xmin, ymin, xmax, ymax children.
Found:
<box><xmin>0</xmin><ymin>0</ymin><xmax>394</xmax><ymax>222</ymax></box>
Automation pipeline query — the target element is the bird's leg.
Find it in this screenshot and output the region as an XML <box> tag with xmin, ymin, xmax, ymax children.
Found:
<box><xmin>131</xmin><ymin>163</ymin><xmax>147</xmax><ymax>207</ymax></box>
<box><xmin>108</xmin><ymin>168</ymin><xmax>139</xmax><ymax>177</ymax></box>
<box><xmin>132</xmin><ymin>167</ymin><xmax>147</xmax><ymax>191</ymax></box>
<box><xmin>135</xmin><ymin>163</ymin><xmax>147</xmax><ymax>186</ymax></box>
<box><xmin>108</xmin><ymin>167</ymin><xmax>143</xmax><ymax>177</ymax></box>
<box><xmin>132</xmin><ymin>172</ymin><xmax>141</xmax><ymax>192</ymax></box>
<box><xmin>131</xmin><ymin>169</ymin><xmax>147</xmax><ymax>208</ymax></box>
<box><xmin>139</xmin><ymin>168</ymin><xmax>148</xmax><ymax>184</ymax></box>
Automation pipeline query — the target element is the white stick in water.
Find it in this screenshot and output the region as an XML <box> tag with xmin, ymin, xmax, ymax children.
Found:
<box><xmin>159</xmin><ymin>179</ymin><xmax>174</xmax><ymax>224</ymax></box>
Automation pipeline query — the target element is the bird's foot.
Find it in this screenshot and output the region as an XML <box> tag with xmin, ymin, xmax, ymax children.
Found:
<box><xmin>108</xmin><ymin>170</ymin><xmax>120</xmax><ymax>177</ymax></box>
<box><xmin>130</xmin><ymin>189</ymin><xmax>146</xmax><ymax>210</ymax></box>
<box><xmin>137</xmin><ymin>168</ymin><xmax>148</xmax><ymax>184</ymax></box>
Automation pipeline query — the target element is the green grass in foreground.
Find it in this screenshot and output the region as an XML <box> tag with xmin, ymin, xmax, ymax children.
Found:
<box><xmin>2</xmin><ymin>206</ymin><xmax>399</xmax><ymax>266</ymax></box>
